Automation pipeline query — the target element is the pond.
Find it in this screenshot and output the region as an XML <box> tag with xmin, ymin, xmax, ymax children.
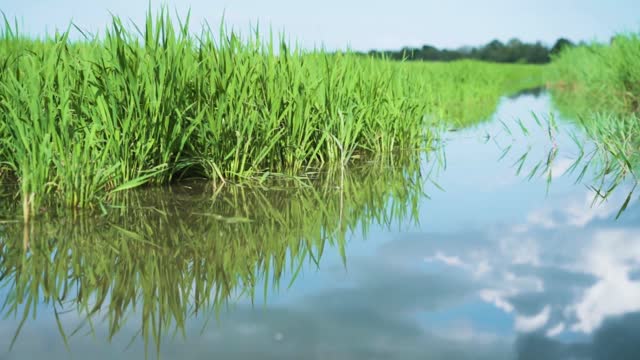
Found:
<box><xmin>1</xmin><ymin>90</ymin><xmax>639</xmax><ymax>359</ymax></box>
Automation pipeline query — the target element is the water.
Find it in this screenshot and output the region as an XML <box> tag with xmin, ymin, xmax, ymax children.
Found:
<box><xmin>1</xmin><ymin>91</ymin><xmax>639</xmax><ymax>359</ymax></box>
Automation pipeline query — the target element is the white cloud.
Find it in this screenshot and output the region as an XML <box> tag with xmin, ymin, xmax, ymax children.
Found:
<box><xmin>563</xmin><ymin>190</ymin><xmax>619</xmax><ymax>227</ymax></box>
<box><xmin>569</xmin><ymin>229</ymin><xmax>640</xmax><ymax>333</ymax></box>
<box><xmin>507</xmin><ymin>237</ymin><xmax>541</xmax><ymax>266</ymax></box>
<box><xmin>546</xmin><ymin>322</ymin><xmax>565</xmax><ymax>337</ymax></box>
<box><xmin>520</xmin><ymin>185</ymin><xmax>633</xmax><ymax>231</ymax></box>
<box><xmin>550</xmin><ymin>157</ymin><xmax>574</xmax><ymax>179</ymax></box>
<box><xmin>479</xmin><ymin>289</ymin><xmax>514</xmax><ymax>313</ymax></box>
<box><xmin>515</xmin><ymin>305</ymin><xmax>550</xmax><ymax>332</ymax></box>
<box><xmin>526</xmin><ymin>209</ymin><xmax>557</xmax><ymax>229</ymax></box>
<box><xmin>475</xmin><ymin>260</ymin><xmax>492</xmax><ymax>277</ymax></box>
<box><xmin>425</xmin><ymin>251</ymin><xmax>465</xmax><ymax>268</ymax></box>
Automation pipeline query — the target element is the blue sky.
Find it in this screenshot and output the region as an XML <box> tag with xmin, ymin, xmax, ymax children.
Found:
<box><xmin>3</xmin><ymin>0</ymin><xmax>640</xmax><ymax>50</ymax></box>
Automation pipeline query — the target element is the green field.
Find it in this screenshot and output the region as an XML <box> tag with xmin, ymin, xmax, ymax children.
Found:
<box><xmin>0</xmin><ymin>11</ymin><xmax>544</xmax><ymax>216</ymax></box>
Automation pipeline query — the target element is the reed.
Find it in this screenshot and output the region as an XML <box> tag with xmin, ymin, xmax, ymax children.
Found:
<box><xmin>546</xmin><ymin>31</ymin><xmax>640</xmax><ymax>209</ymax></box>
<box><xmin>0</xmin><ymin>9</ymin><xmax>544</xmax><ymax>216</ymax></box>
<box><xmin>547</xmin><ymin>31</ymin><xmax>640</xmax><ymax>116</ymax></box>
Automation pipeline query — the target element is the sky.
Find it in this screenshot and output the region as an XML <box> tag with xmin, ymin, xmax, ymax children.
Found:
<box><xmin>2</xmin><ymin>1</ymin><xmax>640</xmax><ymax>51</ymax></box>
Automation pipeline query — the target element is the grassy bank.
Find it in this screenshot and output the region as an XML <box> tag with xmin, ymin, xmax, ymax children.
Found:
<box><xmin>547</xmin><ymin>32</ymin><xmax>640</xmax><ymax>202</ymax></box>
<box><xmin>407</xmin><ymin>60</ymin><xmax>543</xmax><ymax>127</ymax></box>
<box><xmin>548</xmin><ymin>32</ymin><xmax>640</xmax><ymax>115</ymax></box>
<box><xmin>0</xmin><ymin>10</ymin><xmax>543</xmax><ymax>216</ymax></box>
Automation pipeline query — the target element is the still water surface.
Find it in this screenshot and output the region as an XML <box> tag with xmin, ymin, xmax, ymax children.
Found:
<box><xmin>1</xmin><ymin>91</ymin><xmax>639</xmax><ymax>359</ymax></box>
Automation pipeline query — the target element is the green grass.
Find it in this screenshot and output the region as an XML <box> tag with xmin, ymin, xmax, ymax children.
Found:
<box><xmin>408</xmin><ymin>60</ymin><xmax>544</xmax><ymax>127</ymax></box>
<box><xmin>0</xmin><ymin>9</ymin><xmax>544</xmax><ymax>217</ymax></box>
<box><xmin>548</xmin><ymin>32</ymin><xmax>640</xmax><ymax>116</ymax></box>
<box><xmin>546</xmin><ymin>31</ymin><xmax>640</xmax><ymax>206</ymax></box>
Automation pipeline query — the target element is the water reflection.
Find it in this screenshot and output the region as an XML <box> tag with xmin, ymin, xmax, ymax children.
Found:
<box><xmin>507</xmin><ymin>87</ymin><xmax>546</xmax><ymax>99</ymax></box>
<box><xmin>0</xmin><ymin>91</ymin><xmax>639</xmax><ymax>359</ymax></box>
<box><xmin>0</xmin><ymin>161</ymin><xmax>428</xmax><ymax>358</ymax></box>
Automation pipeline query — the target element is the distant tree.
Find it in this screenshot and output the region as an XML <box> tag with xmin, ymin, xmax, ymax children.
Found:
<box><xmin>486</xmin><ymin>39</ymin><xmax>505</xmax><ymax>49</ymax></box>
<box><xmin>457</xmin><ymin>46</ymin><xmax>473</xmax><ymax>54</ymax></box>
<box><xmin>550</xmin><ymin>38</ymin><xmax>575</xmax><ymax>55</ymax></box>
<box><xmin>364</xmin><ymin>37</ymin><xmax>564</xmax><ymax>64</ymax></box>
<box><xmin>479</xmin><ymin>39</ymin><xmax>508</xmax><ymax>62</ymax></box>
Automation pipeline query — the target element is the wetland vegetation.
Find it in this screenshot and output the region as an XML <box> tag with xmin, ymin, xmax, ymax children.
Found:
<box><xmin>0</xmin><ymin>11</ymin><xmax>543</xmax><ymax>217</ymax></box>
<box><xmin>546</xmin><ymin>31</ymin><xmax>640</xmax><ymax>209</ymax></box>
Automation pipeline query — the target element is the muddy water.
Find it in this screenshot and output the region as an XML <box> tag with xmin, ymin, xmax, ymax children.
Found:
<box><xmin>1</xmin><ymin>91</ymin><xmax>639</xmax><ymax>359</ymax></box>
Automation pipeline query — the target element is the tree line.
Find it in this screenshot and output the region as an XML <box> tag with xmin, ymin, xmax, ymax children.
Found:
<box><xmin>363</xmin><ymin>38</ymin><xmax>576</xmax><ymax>64</ymax></box>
